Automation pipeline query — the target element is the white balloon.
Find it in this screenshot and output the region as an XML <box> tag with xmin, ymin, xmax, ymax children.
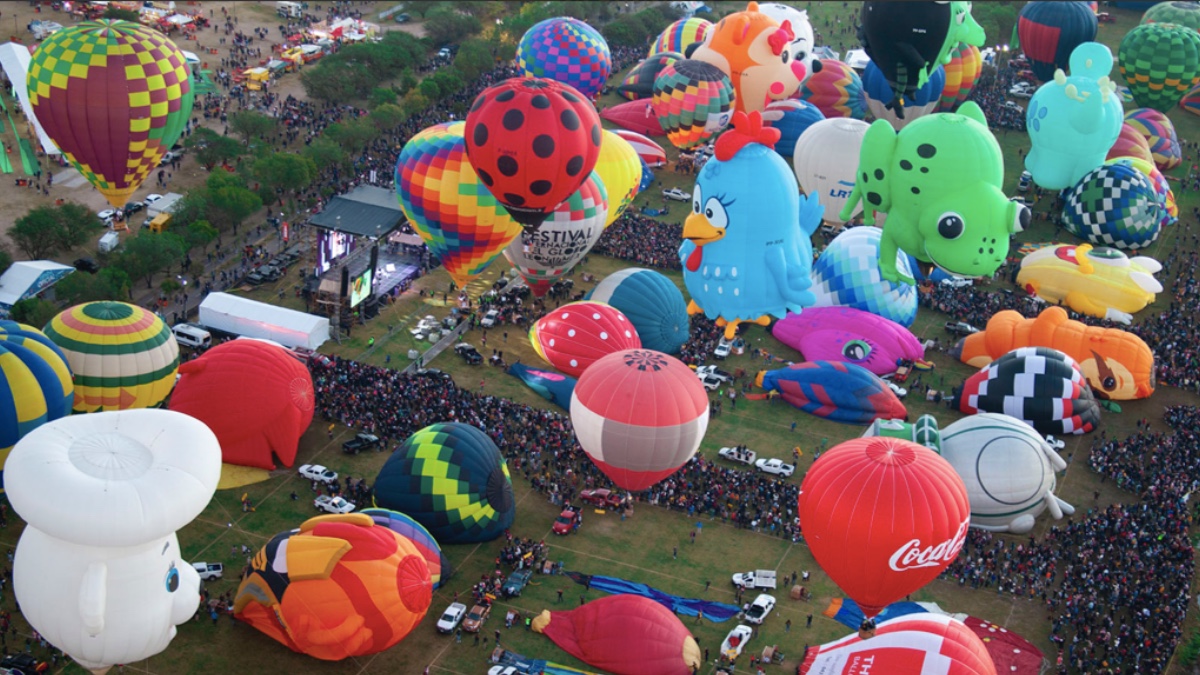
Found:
<box><xmin>793</xmin><ymin>118</ymin><xmax>870</xmax><ymax>224</ymax></box>
<box><xmin>504</xmin><ymin>172</ymin><xmax>608</xmax><ymax>295</ymax></box>
<box><xmin>6</xmin><ymin>409</ymin><xmax>221</xmax><ymax>672</ymax></box>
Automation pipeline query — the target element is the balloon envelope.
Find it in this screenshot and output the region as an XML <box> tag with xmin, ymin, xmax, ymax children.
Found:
<box><xmin>863</xmin><ymin>61</ymin><xmax>946</xmax><ymax>130</ymax></box>
<box><xmin>617</xmin><ymin>52</ymin><xmax>683</xmax><ymax>101</ymax></box>
<box><xmin>1062</xmin><ymin>162</ymin><xmax>1163</xmax><ymax>250</ymax></box>
<box><xmin>954</xmin><ymin>346</ymin><xmax>1102</xmax><ymax>435</ymax></box>
<box><xmin>503</xmin><ymin>171</ymin><xmax>608</xmax><ymax>296</ymax></box>
<box><xmin>757</xmin><ymin>361</ymin><xmax>908</xmax><ymax>424</ymax></box>
<box><xmin>798</xmin><ymin>437</ymin><xmax>970</xmax><ymax>618</ymax></box>
<box><xmin>651</xmin><ymin>59</ymin><xmax>735</xmax><ymax>149</ymax></box>
<box><xmin>0</xmin><ymin>322</ymin><xmax>72</xmax><ymax>479</ymax></box>
<box><xmin>1018</xmin><ymin>1</ymin><xmax>1099</xmax><ymax>82</ymax></box>
<box><xmin>600</xmin><ymin>99</ymin><xmax>667</xmax><ymax>137</ymax></box>
<box><xmin>810</xmin><ymin>226</ymin><xmax>919</xmax><ymax>327</ymax></box>
<box><xmin>530</xmin><ymin>301</ymin><xmax>642</xmax><ymax>378</ymax></box>
<box><xmin>1106</xmin><ymin>122</ymin><xmax>1156</xmax><ymax>164</ymax></box>
<box><xmin>1143</xmin><ymin>1</ymin><xmax>1200</xmax><ymax>31</ymax></box>
<box><xmin>763</xmin><ymin>98</ymin><xmax>825</xmax><ymax>161</ymax></box>
<box><xmin>612</xmin><ymin>129</ymin><xmax>667</xmax><ymax>167</ymax></box>
<box><xmin>798</xmin><ymin>59</ymin><xmax>866</xmax><ymax>119</ymax></box>
<box><xmin>1118</xmin><ymin>22</ymin><xmax>1200</xmax><ymax>112</ymax></box>
<box><xmin>649</xmin><ymin>17</ymin><xmax>712</xmax><ymax>57</ymax></box>
<box><xmin>792</xmin><ymin>117</ymin><xmax>871</xmax><ymax>224</ymax></box>
<box><xmin>360</xmin><ymin>508</ymin><xmax>450</xmax><ymax>589</ymax></box>
<box><xmin>595</xmin><ymin>130</ymin><xmax>643</xmax><ymax>226</ymax></box>
<box><xmin>1124</xmin><ymin>107</ymin><xmax>1183</xmax><ymax>170</ymax></box>
<box><xmin>585</xmin><ymin>268</ymin><xmax>690</xmax><ymax>355</ymax></box>
<box><xmin>939</xmin><ymin>43</ymin><xmax>982</xmax><ymax>112</ymax></box>
<box><xmin>772</xmin><ymin>306</ymin><xmax>924</xmax><ymax>376</ymax></box>
<box><xmin>800</xmin><ymin>613</ymin><xmax>997</xmax><ymax>675</ymax></box>
<box><xmin>517</xmin><ymin>17</ymin><xmax>612</xmax><ymax>100</ymax></box>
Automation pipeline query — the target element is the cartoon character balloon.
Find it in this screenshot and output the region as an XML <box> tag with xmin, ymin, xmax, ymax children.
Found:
<box><xmin>466</xmin><ymin>77</ymin><xmax>602</xmax><ymax>228</ymax></box>
<box><xmin>798</xmin><ymin>437</ymin><xmax>970</xmax><ymax>620</ymax></box>
<box><xmin>651</xmin><ymin>59</ymin><xmax>736</xmax><ymax>149</ymax></box>
<box><xmin>359</xmin><ymin>508</ymin><xmax>450</xmax><ymax>589</ymax></box>
<box><xmin>800</xmin><ymin>614</ymin><xmax>997</xmax><ymax>674</ymax></box>
<box><xmin>530</xmin><ymin>301</ymin><xmax>641</xmax><ymax>378</ymax></box>
<box><xmin>863</xmin><ymin>62</ymin><xmax>946</xmax><ymax>129</ymax></box>
<box><xmin>517</xmin><ymin>18</ymin><xmax>612</xmax><ymax>100</ymax></box>
<box><xmin>1017</xmin><ymin>244</ymin><xmax>1163</xmax><ymax>324</ymax></box>
<box><xmin>0</xmin><ymin>322</ymin><xmax>72</xmax><ymax>483</ymax></box>
<box><xmin>503</xmin><ymin>171</ymin><xmax>608</xmax><ymax>296</ymax></box>
<box><xmin>1017</xmin><ymin>1</ymin><xmax>1099</xmax><ymax>82</ymax></box>
<box><xmin>1025</xmin><ymin>42</ymin><xmax>1124</xmax><ymax>190</ymax></box>
<box><xmin>234</xmin><ymin>514</ymin><xmax>432</xmax><ymax>660</ymax></box>
<box><xmin>1062</xmin><ymin>162</ymin><xmax>1163</xmax><ymax>250</ymax></box>
<box><xmin>1118</xmin><ymin>22</ymin><xmax>1200</xmax><ymax>112</ymax></box>
<box><xmin>571</xmin><ymin>350</ymin><xmax>709</xmax><ymax>491</ymax></box>
<box><xmin>395</xmin><ymin>122</ymin><xmax>523</xmax><ymax>288</ymax></box>
<box><xmin>839</xmin><ymin>102</ymin><xmax>1029</xmax><ymax>284</ymax></box>
<box><xmin>772</xmin><ymin>307</ymin><xmax>924</xmax><ymax>376</ymax></box>
<box><xmin>756</xmin><ymin>361</ymin><xmax>908</xmax><ymax>424</ymax></box>
<box><xmin>7</xmin><ymin>409</ymin><xmax>220</xmax><ymax>673</ymax></box>
<box><xmin>793</xmin><ymin>117</ymin><xmax>870</xmax><ymax>225</ymax></box>
<box><xmin>595</xmin><ymin>130</ymin><xmax>643</xmax><ymax>227</ymax></box>
<box><xmin>859</xmin><ymin>2</ymin><xmax>984</xmax><ymax>116</ymax></box>
<box><xmin>798</xmin><ymin>59</ymin><xmax>866</xmax><ymax>119</ymax></box>
<box><xmin>27</xmin><ymin>20</ymin><xmax>194</xmax><ymax>208</ymax></box>
<box><xmin>811</xmin><ymin>226</ymin><xmax>920</xmax><ymax>327</ymax></box>
<box><xmin>585</xmin><ymin>268</ymin><xmax>691</xmax><ymax>355</ymax></box>
<box><xmin>690</xmin><ymin>2</ymin><xmax>820</xmax><ymax>114</ymax></box>
<box><xmin>680</xmin><ymin>111</ymin><xmax>821</xmax><ymax>340</ymax></box>
<box><xmin>954</xmin><ymin>347</ymin><xmax>1102</xmax><ymax>435</ymax></box>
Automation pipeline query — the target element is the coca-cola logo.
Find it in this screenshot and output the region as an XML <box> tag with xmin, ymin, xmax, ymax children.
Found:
<box><xmin>887</xmin><ymin>520</ymin><xmax>969</xmax><ymax>572</ymax></box>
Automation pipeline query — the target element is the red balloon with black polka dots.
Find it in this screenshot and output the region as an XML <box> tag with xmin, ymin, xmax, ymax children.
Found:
<box><xmin>465</xmin><ymin>77</ymin><xmax>602</xmax><ymax>229</ymax></box>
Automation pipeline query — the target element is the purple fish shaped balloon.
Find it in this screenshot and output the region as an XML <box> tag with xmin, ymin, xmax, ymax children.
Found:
<box><xmin>772</xmin><ymin>306</ymin><xmax>924</xmax><ymax>376</ymax></box>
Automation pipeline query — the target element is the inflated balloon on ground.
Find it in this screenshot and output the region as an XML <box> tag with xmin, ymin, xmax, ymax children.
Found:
<box><xmin>1118</xmin><ymin>22</ymin><xmax>1200</xmax><ymax>112</ymax></box>
<box><xmin>792</xmin><ymin>117</ymin><xmax>870</xmax><ymax>225</ymax></box>
<box><xmin>649</xmin><ymin>17</ymin><xmax>711</xmax><ymax>57</ymax></box>
<box><xmin>755</xmin><ymin>361</ymin><xmax>908</xmax><ymax>424</ymax></box>
<box><xmin>771</xmin><ymin>306</ymin><xmax>924</xmax><ymax>376</ymax></box>
<box><xmin>798</xmin><ymin>59</ymin><xmax>865</xmax><ymax>119</ymax></box>
<box><xmin>585</xmin><ymin>268</ymin><xmax>690</xmax><ymax>355</ymax></box>
<box><xmin>1062</xmin><ymin>162</ymin><xmax>1163</xmax><ymax>250</ymax></box>
<box><xmin>762</xmin><ymin>98</ymin><xmax>824</xmax><ymax>161</ymax></box>
<box><xmin>0</xmin><ymin>322</ymin><xmax>72</xmax><ymax>480</ymax></box>
<box><xmin>954</xmin><ymin>347</ymin><xmax>1101</xmax><ymax>435</ymax></box>
<box><xmin>810</xmin><ymin>226</ymin><xmax>919</xmax><ymax>327</ymax></box>
<box><xmin>1017</xmin><ymin>243</ymin><xmax>1163</xmax><ymax>324</ymax></box>
<box><xmin>503</xmin><ymin>171</ymin><xmax>608</xmax><ymax>296</ymax></box>
<box><xmin>1142</xmin><ymin>0</ymin><xmax>1200</xmax><ymax>31</ymax></box>
<box><xmin>800</xmin><ymin>614</ymin><xmax>997</xmax><ymax>674</ymax></box>
<box><xmin>1106</xmin><ymin>122</ymin><xmax>1156</xmax><ymax>164</ymax></box>
<box><xmin>616</xmin><ymin>52</ymin><xmax>683</xmax><ymax>100</ymax></box>
<box><xmin>594</xmin><ymin>130</ymin><xmax>642</xmax><ymax>227</ymax></box>
<box><xmin>1123</xmin><ymin>107</ymin><xmax>1183</xmax><ymax>170</ymax></box>
<box><xmin>1017</xmin><ymin>1</ymin><xmax>1098</xmax><ymax>82</ymax></box>
<box><xmin>530</xmin><ymin>301</ymin><xmax>641</xmax><ymax>378</ymax></box>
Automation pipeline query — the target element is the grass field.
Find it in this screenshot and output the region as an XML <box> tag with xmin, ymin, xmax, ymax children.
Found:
<box><xmin>10</xmin><ymin>2</ymin><xmax>1200</xmax><ymax>674</ymax></box>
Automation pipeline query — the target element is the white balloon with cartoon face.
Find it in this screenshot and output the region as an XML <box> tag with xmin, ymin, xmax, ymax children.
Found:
<box><xmin>5</xmin><ymin>409</ymin><xmax>221</xmax><ymax>673</ymax></box>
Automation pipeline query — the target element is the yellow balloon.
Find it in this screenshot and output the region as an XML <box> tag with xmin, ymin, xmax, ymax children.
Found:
<box><xmin>595</xmin><ymin>130</ymin><xmax>643</xmax><ymax>228</ymax></box>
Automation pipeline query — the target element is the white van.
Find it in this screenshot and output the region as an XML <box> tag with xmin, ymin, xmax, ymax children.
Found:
<box><xmin>172</xmin><ymin>324</ymin><xmax>212</xmax><ymax>349</ymax></box>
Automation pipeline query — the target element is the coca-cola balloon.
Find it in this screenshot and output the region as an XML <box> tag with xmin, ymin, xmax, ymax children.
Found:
<box><xmin>798</xmin><ymin>437</ymin><xmax>969</xmax><ymax>619</ymax></box>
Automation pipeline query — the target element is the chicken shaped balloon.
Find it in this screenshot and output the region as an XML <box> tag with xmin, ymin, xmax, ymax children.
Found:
<box><xmin>679</xmin><ymin>110</ymin><xmax>822</xmax><ymax>340</ymax></box>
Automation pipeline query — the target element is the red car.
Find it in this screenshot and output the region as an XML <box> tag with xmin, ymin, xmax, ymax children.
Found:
<box><xmin>580</xmin><ymin>488</ymin><xmax>625</xmax><ymax>510</ymax></box>
<box><xmin>552</xmin><ymin>506</ymin><xmax>582</xmax><ymax>535</ymax></box>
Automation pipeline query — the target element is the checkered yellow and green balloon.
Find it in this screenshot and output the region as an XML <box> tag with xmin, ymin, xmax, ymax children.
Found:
<box><xmin>27</xmin><ymin>20</ymin><xmax>194</xmax><ymax>208</ymax></box>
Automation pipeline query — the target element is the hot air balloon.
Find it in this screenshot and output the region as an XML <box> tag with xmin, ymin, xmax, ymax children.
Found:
<box><xmin>570</xmin><ymin>350</ymin><xmax>709</xmax><ymax>491</ymax></box>
<box><xmin>762</xmin><ymin>98</ymin><xmax>825</xmax><ymax>161</ymax></box>
<box><xmin>810</xmin><ymin>226</ymin><xmax>919</xmax><ymax>327</ymax></box>
<box><xmin>465</xmin><ymin>77</ymin><xmax>602</xmax><ymax>228</ymax></box>
<box><xmin>954</xmin><ymin>346</ymin><xmax>1102</xmax><ymax>435</ymax></box>
<box><xmin>1063</xmin><ymin>162</ymin><xmax>1163</xmax><ymax>250</ymax></box>
<box><xmin>529</xmin><ymin>301</ymin><xmax>642</xmax><ymax>378</ymax></box>
<box><xmin>7</xmin><ymin>409</ymin><xmax>220</xmax><ymax>673</ymax></box>
<box><xmin>395</xmin><ymin>122</ymin><xmax>523</xmax><ymax>288</ymax></box>
<box><xmin>234</xmin><ymin>514</ymin><xmax>432</xmax><ymax>660</ymax></box>
<box><xmin>167</xmin><ymin>340</ymin><xmax>315</xmax><ymax>470</ymax></box>
<box><xmin>1118</xmin><ymin>22</ymin><xmax>1200</xmax><ymax>112</ymax></box>
<box><xmin>651</xmin><ymin>59</ymin><xmax>735</xmax><ymax>149</ymax></box>
<box><xmin>595</xmin><ymin>130</ymin><xmax>642</xmax><ymax>227</ymax></box>
<box><xmin>649</xmin><ymin>17</ymin><xmax>712</xmax><ymax>57</ymax></box>
<box><xmin>0</xmin><ymin>322</ymin><xmax>72</xmax><ymax>483</ymax></box>
<box><xmin>1017</xmin><ymin>1</ymin><xmax>1099</xmax><ymax>82</ymax></box>
<box><xmin>800</xmin><ymin>614</ymin><xmax>997</xmax><ymax>675</ymax></box>
<box><xmin>533</xmin><ymin>595</ymin><xmax>702</xmax><ymax>675</ymax></box>
<box><xmin>1142</xmin><ymin>1</ymin><xmax>1200</xmax><ymax>32</ymax></box>
<box><xmin>359</xmin><ymin>508</ymin><xmax>450</xmax><ymax>589</ymax></box>
<box><xmin>1180</xmin><ymin>81</ymin><xmax>1200</xmax><ymax>114</ymax></box>
<box><xmin>616</xmin><ymin>52</ymin><xmax>683</xmax><ymax>100</ymax></box>
<box><xmin>1124</xmin><ymin>107</ymin><xmax>1183</xmax><ymax>170</ymax></box>
<box><xmin>600</xmin><ymin>99</ymin><xmax>667</xmax><ymax>137</ymax></box>
<box><xmin>27</xmin><ymin>20</ymin><xmax>194</xmax><ymax>208</ymax></box>
<box><xmin>1106</xmin><ymin>122</ymin><xmax>1156</xmax><ymax>164</ymax></box>
<box><xmin>43</xmin><ymin>301</ymin><xmax>179</xmax><ymax>413</ymax></box>
<box><xmin>517</xmin><ymin>18</ymin><xmax>612</xmax><ymax>100</ymax></box>
<box><xmin>1108</xmin><ymin>156</ymin><xmax>1178</xmax><ymax>228</ymax></box>
<box><xmin>755</xmin><ymin>361</ymin><xmax>908</xmax><ymax>424</ymax></box>
<box><xmin>798</xmin><ymin>59</ymin><xmax>866</xmax><ymax>119</ymax></box>
<box><xmin>1016</xmin><ymin>243</ymin><xmax>1163</xmax><ymax>324</ymax></box>
<box><xmin>798</xmin><ymin>436</ymin><xmax>970</xmax><ymax>620</ymax></box>
<box><xmin>503</xmin><ymin>170</ymin><xmax>607</xmax><ymax>296</ymax></box>
<box><xmin>612</xmin><ymin>129</ymin><xmax>667</xmax><ymax>168</ymax></box>
<box><xmin>859</xmin><ymin>2</ymin><xmax>984</xmax><ymax>113</ymax></box>
<box><xmin>771</xmin><ymin>307</ymin><xmax>925</xmax><ymax>377</ymax></box>
<box><xmin>373</xmin><ymin>423</ymin><xmax>515</xmax><ymax>544</ymax></box>
<box><xmin>863</xmin><ymin>61</ymin><xmax>946</xmax><ymax>130</ymax></box>
<box><xmin>938</xmin><ymin>43</ymin><xmax>982</xmax><ymax>112</ymax></box>
<box><xmin>585</xmin><ymin>268</ymin><xmax>690</xmax><ymax>355</ymax></box>
<box><xmin>792</xmin><ymin>117</ymin><xmax>871</xmax><ymax>224</ymax></box>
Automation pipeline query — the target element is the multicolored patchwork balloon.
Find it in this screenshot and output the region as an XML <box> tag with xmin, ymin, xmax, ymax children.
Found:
<box><xmin>1181</xmin><ymin>81</ymin><xmax>1200</xmax><ymax>114</ymax></box>
<box><xmin>517</xmin><ymin>17</ymin><xmax>612</xmax><ymax>100</ymax></box>
<box><xmin>1063</xmin><ymin>163</ymin><xmax>1163</xmax><ymax>250</ymax></box>
<box><xmin>798</xmin><ymin>59</ymin><xmax>866</xmax><ymax>119</ymax></box>
<box><xmin>27</xmin><ymin>20</ymin><xmax>193</xmax><ymax>208</ymax></box>
<box><xmin>651</xmin><ymin>59</ymin><xmax>735</xmax><ymax>149</ymax></box>
<box><xmin>1118</xmin><ymin>22</ymin><xmax>1200</xmax><ymax>112</ymax></box>
<box><xmin>1123</xmin><ymin>107</ymin><xmax>1183</xmax><ymax>170</ymax></box>
<box><xmin>395</xmin><ymin>122</ymin><xmax>523</xmax><ymax>288</ymax></box>
<box><xmin>503</xmin><ymin>171</ymin><xmax>608</xmax><ymax>296</ymax></box>
<box><xmin>616</xmin><ymin>52</ymin><xmax>683</xmax><ymax>100</ymax></box>
<box><xmin>649</xmin><ymin>17</ymin><xmax>712</xmax><ymax>57</ymax></box>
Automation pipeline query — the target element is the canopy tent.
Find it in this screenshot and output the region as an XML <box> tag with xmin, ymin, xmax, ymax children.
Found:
<box><xmin>0</xmin><ymin>261</ymin><xmax>74</xmax><ymax>318</ymax></box>
<box><xmin>0</xmin><ymin>43</ymin><xmax>62</xmax><ymax>155</ymax></box>
<box><xmin>198</xmin><ymin>292</ymin><xmax>329</xmax><ymax>350</ymax></box>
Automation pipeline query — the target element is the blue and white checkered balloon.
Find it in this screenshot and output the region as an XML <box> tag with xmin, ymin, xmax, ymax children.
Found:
<box><xmin>810</xmin><ymin>225</ymin><xmax>918</xmax><ymax>327</ymax></box>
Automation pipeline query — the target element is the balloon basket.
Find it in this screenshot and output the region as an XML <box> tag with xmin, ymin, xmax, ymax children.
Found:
<box><xmin>858</xmin><ymin>619</ymin><xmax>877</xmax><ymax>640</ymax></box>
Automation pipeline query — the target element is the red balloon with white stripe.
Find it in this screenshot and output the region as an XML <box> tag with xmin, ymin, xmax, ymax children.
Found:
<box><xmin>800</xmin><ymin>613</ymin><xmax>997</xmax><ymax>675</ymax></box>
<box><xmin>798</xmin><ymin>437</ymin><xmax>970</xmax><ymax>620</ymax></box>
<box><xmin>530</xmin><ymin>301</ymin><xmax>642</xmax><ymax>378</ymax></box>
<box><xmin>570</xmin><ymin>349</ymin><xmax>709</xmax><ymax>491</ymax></box>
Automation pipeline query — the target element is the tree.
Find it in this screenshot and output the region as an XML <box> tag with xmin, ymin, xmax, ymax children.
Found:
<box><xmin>103</xmin><ymin>7</ymin><xmax>141</xmax><ymax>21</ymax></box>
<box><xmin>453</xmin><ymin>39</ymin><xmax>495</xmax><ymax>82</ymax></box>
<box><xmin>368</xmin><ymin>86</ymin><xmax>398</xmax><ymax>108</ymax></box>
<box><xmin>54</xmin><ymin>202</ymin><xmax>103</xmax><ymax>252</ymax></box>
<box><xmin>208</xmin><ymin>184</ymin><xmax>263</xmax><ymax>229</ymax></box>
<box><xmin>301</xmin><ymin>61</ymin><xmax>368</xmax><ymax>102</ymax></box>
<box><xmin>185</xmin><ymin>128</ymin><xmax>243</xmax><ymax>170</ymax></box>
<box><xmin>116</xmin><ymin>232</ymin><xmax>186</xmax><ymax>289</ymax></box>
<box><xmin>10</xmin><ymin>207</ymin><xmax>62</xmax><ymax>260</ymax></box>
<box><xmin>253</xmin><ymin>152</ymin><xmax>318</xmax><ymax>196</ymax></box>
<box><xmin>424</xmin><ymin>6</ymin><xmax>483</xmax><ymax>45</ymax></box>
<box><xmin>369</xmin><ymin>103</ymin><xmax>406</xmax><ymax>132</ymax></box>
<box><xmin>397</xmin><ymin>68</ymin><xmax>419</xmax><ymax>95</ymax></box>
<box><xmin>228</xmin><ymin>111</ymin><xmax>278</xmax><ymax>145</ymax></box>
<box><xmin>183</xmin><ymin>220</ymin><xmax>219</xmax><ymax>254</ymax></box>
<box><xmin>324</xmin><ymin>119</ymin><xmax>379</xmax><ymax>155</ymax></box>
<box><xmin>0</xmin><ymin>245</ymin><xmax>11</xmax><ymax>276</ymax></box>
<box><xmin>54</xmin><ymin>267</ymin><xmax>130</xmax><ymax>304</ymax></box>
<box><xmin>303</xmin><ymin>138</ymin><xmax>349</xmax><ymax>172</ymax></box>
<box><xmin>170</xmin><ymin>191</ymin><xmax>212</xmax><ymax>231</ymax></box>
<box><xmin>401</xmin><ymin>0</ymin><xmax>446</xmax><ymax>18</ymax></box>
<box><xmin>419</xmin><ymin>77</ymin><xmax>442</xmax><ymax>101</ymax></box>
<box><xmin>10</xmin><ymin>299</ymin><xmax>58</xmax><ymax>328</ymax></box>
<box><xmin>401</xmin><ymin>90</ymin><xmax>432</xmax><ymax>118</ymax></box>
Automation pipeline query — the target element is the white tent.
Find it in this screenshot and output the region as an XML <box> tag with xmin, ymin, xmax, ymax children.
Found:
<box><xmin>844</xmin><ymin>48</ymin><xmax>871</xmax><ymax>71</ymax></box>
<box><xmin>0</xmin><ymin>261</ymin><xmax>74</xmax><ymax>318</ymax></box>
<box><xmin>198</xmin><ymin>292</ymin><xmax>329</xmax><ymax>350</ymax></box>
<box><xmin>0</xmin><ymin>43</ymin><xmax>61</xmax><ymax>156</ymax></box>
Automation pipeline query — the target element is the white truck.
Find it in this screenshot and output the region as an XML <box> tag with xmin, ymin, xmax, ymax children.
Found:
<box><xmin>731</xmin><ymin>570</ymin><xmax>777</xmax><ymax>590</ymax></box>
<box><xmin>277</xmin><ymin>1</ymin><xmax>304</xmax><ymax>18</ymax></box>
<box><xmin>146</xmin><ymin>192</ymin><xmax>184</xmax><ymax>219</ymax></box>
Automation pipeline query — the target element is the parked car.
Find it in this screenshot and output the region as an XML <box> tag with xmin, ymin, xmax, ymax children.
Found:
<box><xmin>455</xmin><ymin>343</ymin><xmax>483</xmax><ymax>365</ymax></box>
<box><xmin>394</xmin><ymin>12</ymin><xmax>411</xmax><ymax>23</ymax></box>
<box><xmin>662</xmin><ymin>187</ymin><xmax>691</xmax><ymax>201</ymax></box>
<box><xmin>502</xmin><ymin>569</ymin><xmax>534</xmax><ymax>597</ymax></box>
<box><xmin>144</xmin><ymin>193</ymin><xmax>163</xmax><ymax>204</ymax></box>
<box><xmin>314</xmin><ymin>495</ymin><xmax>356</xmax><ymax>514</ymax></box>
<box><xmin>414</xmin><ymin>367</ymin><xmax>452</xmax><ymax>380</ymax></box>
<box><xmin>755</xmin><ymin>458</ymin><xmax>795</xmax><ymax>478</ymax></box>
<box><xmin>480</xmin><ymin>309</ymin><xmax>501</xmax><ymax>328</ymax></box>
<box><xmin>1045</xmin><ymin>434</ymin><xmax>1066</xmax><ymax>451</ymax></box>
<box><xmin>298</xmin><ymin>463</ymin><xmax>338</xmax><ymax>483</ymax></box>
<box><xmin>73</xmin><ymin>257</ymin><xmax>100</xmax><ymax>274</ymax></box>
<box><xmin>744</xmin><ymin>594</ymin><xmax>776</xmax><ymax>625</ymax></box>
<box><xmin>884</xmin><ymin>380</ymin><xmax>908</xmax><ymax>399</ymax></box>
<box><xmin>0</xmin><ymin>654</ymin><xmax>43</xmax><ymax>675</ymax></box>
<box><xmin>159</xmin><ymin>150</ymin><xmax>182</xmax><ymax>166</ymax></box>
<box><xmin>1017</xmin><ymin>170</ymin><xmax>1032</xmax><ymax>193</ymax></box>
<box><xmin>714</xmin><ymin>338</ymin><xmax>732</xmax><ymax>360</ymax></box>
<box><xmin>720</xmin><ymin>624</ymin><xmax>754</xmax><ymax>660</ymax></box>
<box><xmin>97</xmin><ymin>208</ymin><xmax>118</xmax><ymax>224</ymax></box>
<box><xmin>552</xmin><ymin>506</ymin><xmax>582</xmax><ymax>535</ymax></box>
<box><xmin>342</xmin><ymin>432</ymin><xmax>380</xmax><ymax>455</ymax></box>
<box><xmin>718</xmin><ymin>446</ymin><xmax>756</xmax><ymax>465</ymax></box>
<box><xmin>939</xmin><ymin>277</ymin><xmax>974</xmax><ymax>289</ymax></box>
<box><xmin>436</xmin><ymin>602</ymin><xmax>467</xmax><ymax>633</ymax></box>
<box><xmin>192</xmin><ymin>562</ymin><xmax>224</xmax><ymax>581</ymax></box>
<box><xmin>461</xmin><ymin>603</ymin><xmax>490</xmax><ymax>632</ymax></box>
<box><xmin>123</xmin><ymin>201</ymin><xmax>145</xmax><ymax>216</ymax></box>
<box><xmin>944</xmin><ymin>321</ymin><xmax>980</xmax><ymax>336</ymax></box>
<box><xmin>580</xmin><ymin>488</ymin><xmax>625</xmax><ymax>509</ymax></box>
<box><xmin>695</xmin><ymin>365</ymin><xmax>733</xmax><ymax>384</ymax></box>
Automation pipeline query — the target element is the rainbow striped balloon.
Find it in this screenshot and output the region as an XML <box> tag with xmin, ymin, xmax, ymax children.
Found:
<box><xmin>0</xmin><ymin>322</ymin><xmax>73</xmax><ymax>482</ymax></box>
<box><xmin>651</xmin><ymin>59</ymin><xmax>735</xmax><ymax>150</ymax></box>
<box><xmin>649</xmin><ymin>17</ymin><xmax>712</xmax><ymax>58</ymax></box>
<box><xmin>798</xmin><ymin>59</ymin><xmax>866</xmax><ymax>120</ymax></box>
<box><xmin>43</xmin><ymin>302</ymin><xmax>179</xmax><ymax>413</ymax></box>
<box><xmin>360</xmin><ymin>508</ymin><xmax>451</xmax><ymax>589</ymax></box>
<box><xmin>395</xmin><ymin>122</ymin><xmax>523</xmax><ymax>288</ymax></box>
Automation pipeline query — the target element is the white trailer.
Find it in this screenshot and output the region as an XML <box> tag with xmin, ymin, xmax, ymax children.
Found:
<box><xmin>198</xmin><ymin>292</ymin><xmax>330</xmax><ymax>350</ymax></box>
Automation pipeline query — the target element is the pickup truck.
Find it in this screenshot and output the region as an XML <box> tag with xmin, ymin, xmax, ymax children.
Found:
<box><xmin>944</xmin><ymin>321</ymin><xmax>980</xmax><ymax>336</ymax></box>
<box><xmin>718</xmin><ymin>446</ymin><xmax>757</xmax><ymax>465</ymax></box>
<box><xmin>314</xmin><ymin>495</ymin><xmax>356</xmax><ymax>514</ymax></box>
<box><xmin>732</xmin><ymin>569</ymin><xmax>777</xmax><ymax>590</ymax></box>
<box><xmin>192</xmin><ymin>562</ymin><xmax>224</xmax><ymax>581</ymax></box>
<box><xmin>755</xmin><ymin>458</ymin><xmax>795</xmax><ymax>478</ymax></box>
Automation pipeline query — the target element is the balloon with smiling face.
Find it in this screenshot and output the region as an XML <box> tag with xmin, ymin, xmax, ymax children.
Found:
<box><xmin>5</xmin><ymin>409</ymin><xmax>221</xmax><ymax>673</ymax></box>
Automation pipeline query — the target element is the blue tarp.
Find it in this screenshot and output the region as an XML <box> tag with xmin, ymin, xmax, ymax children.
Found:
<box><xmin>507</xmin><ymin>363</ymin><xmax>577</xmax><ymax>410</ymax></box>
<box><xmin>826</xmin><ymin>597</ymin><xmax>929</xmax><ymax>629</ymax></box>
<box><xmin>566</xmin><ymin>572</ymin><xmax>742</xmax><ymax>622</ymax></box>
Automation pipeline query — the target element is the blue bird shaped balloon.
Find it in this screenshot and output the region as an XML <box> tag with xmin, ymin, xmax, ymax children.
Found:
<box><xmin>679</xmin><ymin>111</ymin><xmax>822</xmax><ymax>340</ymax></box>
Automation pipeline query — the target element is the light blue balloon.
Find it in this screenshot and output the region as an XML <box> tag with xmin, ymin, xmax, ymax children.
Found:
<box><xmin>811</xmin><ymin>226</ymin><xmax>918</xmax><ymax>327</ymax></box>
